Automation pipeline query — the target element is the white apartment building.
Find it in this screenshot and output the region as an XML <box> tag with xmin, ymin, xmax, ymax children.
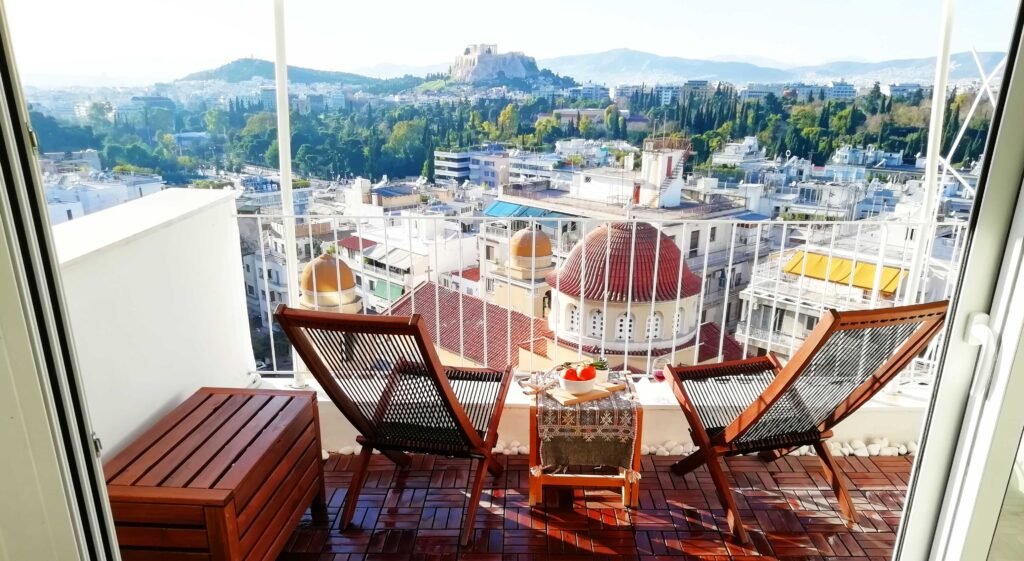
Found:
<box><xmin>44</xmin><ymin>172</ymin><xmax>165</xmax><ymax>225</ymax></box>
<box><xmin>434</xmin><ymin>146</ymin><xmax>508</xmax><ymax>186</ymax></box>
<box><xmin>711</xmin><ymin>136</ymin><xmax>767</xmax><ymax>169</ymax></box>
<box><xmin>735</xmin><ymin>223</ymin><xmax>958</xmax><ymax>361</ymax></box>
<box><xmin>826</xmin><ymin>80</ymin><xmax>857</xmax><ymax>100</ymax></box>
<box><xmin>654</xmin><ymin>84</ymin><xmax>682</xmax><ymax>106</ymax></box>
<box><xmin>337</xmin><ymin>214</ymin><xmax>479</xmax><ymax>313</ymax></box>
<box><xmin>882</xmin><ymin>83</ymin><xmax>923</xmax><ymax>98</ymax></box>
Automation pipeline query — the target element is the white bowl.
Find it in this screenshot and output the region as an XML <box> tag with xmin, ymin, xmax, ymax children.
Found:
<box><xmin>559</xmin><ymin>376</ymin><xmax>596</xmax><ymax>395</ymax></box>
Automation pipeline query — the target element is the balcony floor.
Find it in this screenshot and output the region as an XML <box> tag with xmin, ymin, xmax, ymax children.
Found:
<box><xmin>279</xmin><ymin>453</ymin><xmax>911</xmax><ymax>560</ymax></box>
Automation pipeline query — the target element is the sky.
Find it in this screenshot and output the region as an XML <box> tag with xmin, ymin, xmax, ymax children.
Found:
<box><xmin>6</xmin><ymin>0</ymin><xmax>1018</xmax><ymax>87</ymax></box>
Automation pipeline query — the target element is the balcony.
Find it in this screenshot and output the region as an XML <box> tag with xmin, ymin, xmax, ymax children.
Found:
<box><xmin>53</xmin><ymin>190</ymin><xmax>955</xmax><ymax>560</ymax></box>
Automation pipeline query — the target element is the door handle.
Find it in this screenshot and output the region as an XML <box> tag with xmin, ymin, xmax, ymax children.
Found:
<box><xmin>965</xmin><ymin>312</ymin><xmax>1001</xmax><ymax>401</ymax></box>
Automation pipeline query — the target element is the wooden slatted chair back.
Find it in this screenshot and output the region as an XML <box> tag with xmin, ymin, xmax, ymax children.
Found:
<box><xmin>274</xmin><ymin>306</ymin><xmax>485</xmax><ymax>453</ymax></box>
<box><xmin>721</xmin><ymin>300</ymin><xmax>948</xmax><ymax>446</ymax></box>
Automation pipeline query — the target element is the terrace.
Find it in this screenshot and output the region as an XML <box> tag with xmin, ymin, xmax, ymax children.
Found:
<box><xmin>50</xmin><ymin>188</ymin><xmax>953</xmax><ymax>560</ymax></box>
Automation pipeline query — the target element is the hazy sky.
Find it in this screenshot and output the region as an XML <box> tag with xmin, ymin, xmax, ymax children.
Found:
<box><xmin>6</xmin><ymin>0</ymin><xmax>1018</xmax><ymax>86</ymax></box>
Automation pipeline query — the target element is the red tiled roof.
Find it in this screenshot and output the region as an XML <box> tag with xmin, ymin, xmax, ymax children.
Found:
<box><xmin>389</xmin><ymin>282</ymin><xmax>552</xmax><ymax>369</ymax></box>
<box><xmin>453</xmin><ymin>267</ymin><xmax>481</xmax><ymax>282</ymax></box>
<box><xmin>695</xmin><ymin>322</ymin><xmax>745</xmax><ymax>363</ymax></box>
<box><xmin>546</xmin><ymin>222</ymin><xmax>701</xmax><ymax>303</ymax></box>
<box><xmin>338</xmin><ymin>236</ymin><xmax>377</xmax><ymax>252</ymax></box>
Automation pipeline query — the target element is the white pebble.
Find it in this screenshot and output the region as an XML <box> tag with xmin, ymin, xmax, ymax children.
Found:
<box><xmin>640</xmin><ymin>445</ymin><xmax>651</xmax><ymax>455</ymax></box>
<box><xmin>908</xmin><ymin>441</ymin><xmax>920</xmax><ymax>454</ymax></box>
<box><xmin>663</xmin><ymin>440</ymin><xmax>679</xmax><ymax>450</ymax></box>
<box><xmin>898</xmin><ymin>445</ymin><xmax>908</xmax><ymax>455</ymax></box>
<box><xmin>880</xmin><ymin>447</ymin><xmax>899</xmax><ymax>456</ymax></box>
<box><xmin>867</xmin><ymin>444</ymin><xmax>881</xmax><ymax>455</ymax></box>
<box><xmin>518</xmin><ymin>446</ymin><xmax>529</xmax><ymax>455</ymax></box>
<box><xmin>790</xmin><ymin>448</ymin><xmax>803</xmax><ymax>456</ymax></box>
<box><xmin>322</xmin><ymin>449</ymin><xmax>331</xmax><ymax>461</ymax></box>
<box><xmin>656</xmin><ymin>446</ymin><xmax>669</xmax><ymax>456</ymax></box>
<box><xmin>853</xmin><ymin>448</ymin><xmax>870</xmax><ymax>457</ymax></box>
<box><xmin>670</xmin><ymin>445</ymin><xmax>686</xmax><ymax>455</ymax></box>
<box><xmin>682</xmin><ymin>444</ymin><xmax>695</xmax><ymax>454</ymax></box>
<box><xmin>839</xmin><ymin>447</ymin><xmax>851</xmax><ymax>457</ymax></box>
<box><xmin>340</xmin><ymin>446</ymin><xmax>355</xmax><ymax>455</ymax></box>
<box><xmin>509</xmin><ymin>440</ymin><xmax>521</xmax><ymax>449</ymax></box>
<box><xmin>502</xmin><ymin>448</ymin><xmax>515</xmax><ymax>455</ymax></box>
<box><xmin>495</xmin><ymin>440</ymin><xmax>506</xmax><ymax>451</ymax></box>
<box><xmin>851</xmin><ymin>440</ymin><xmax>866</xmax><ymax>449</ymax></box>
<box><xmin>492</xmin><ymin>447</ymin><xmax>502</xmax><ymax>454</ymax></box>
<box><xmin>372</xmin><ymin>449</ymin><xmax>381</xmax><ymax>455</ymax></box>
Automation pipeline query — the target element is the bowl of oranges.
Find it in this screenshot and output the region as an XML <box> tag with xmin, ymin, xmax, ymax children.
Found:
<box><xmin>558</xmin><ymin>363</ymin><xmax>598</xmax><ymax>395</ymax></box>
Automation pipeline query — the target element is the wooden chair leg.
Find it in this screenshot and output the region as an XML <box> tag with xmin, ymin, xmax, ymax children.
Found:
<box><xmin>704</xmin><ymin>451</ymin><xmax>750</xmax><ymax>544</ymax></box>
<box><xmin>758</xmin><ymin>447</ymin><xmax>792</xmax><ymax>463</ymax></box>
<box><xmin>671</xmin><ymin>449</ymin><xmax>708</xmax><ymax>475</ymax></box>
<box><xmin>813</xmin><ymin>441</ymin><xmax>857</xmax><ymax>525</ymax></box>
<box><xmin>382</xmin><ymin>449</ymin><xmax>412</xmax><ymax>469</ymax></box>
<box><xmin>460</xmin><ymin>457</ymin><xmax>490</xmax><ymax>546</ymax></box>
<box><xmin>484</xmin><ymin>453</ymin><xmax>503</xmax><ymax>477</ymax></box>
<box><xmin>340</xmin><ymin>445</ymin><xmax>373</xmax><ymax>529</ymax></box>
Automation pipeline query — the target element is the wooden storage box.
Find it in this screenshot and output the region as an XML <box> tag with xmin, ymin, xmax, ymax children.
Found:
<box><xmin>104</xmin><ymin>387</ymin><xmax>326</xmax><ymax>561</ymax></box>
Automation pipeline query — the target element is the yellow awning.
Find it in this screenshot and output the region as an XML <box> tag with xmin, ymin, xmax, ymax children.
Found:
<box><xmin>783</xmin><ymin>251</ymin><xmax>906</xmax><ymax>295</ymax></box>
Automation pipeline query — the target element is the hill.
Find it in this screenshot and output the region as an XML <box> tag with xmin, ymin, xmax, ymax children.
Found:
<box><xmin>178</xmin><ymin>58</ymin><xmax>380</xmax><ymax>86</ymax></box>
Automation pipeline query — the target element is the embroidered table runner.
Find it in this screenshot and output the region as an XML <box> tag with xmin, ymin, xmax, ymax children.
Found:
<box><xmin>535</xmin><ymin>373</ymin><xmax>640</xmax><ymax>472</ymax></box>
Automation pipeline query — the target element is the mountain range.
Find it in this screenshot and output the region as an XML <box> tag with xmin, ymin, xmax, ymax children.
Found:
<box><xmin>177</xmin><ymin>49</ymin><xmax>1005</xmax><ymax>89</ymax></box>
<box><xmin>537</xmin><ymin>49</ymin><xmax>1004</xmax><ymax>86</ymax></box>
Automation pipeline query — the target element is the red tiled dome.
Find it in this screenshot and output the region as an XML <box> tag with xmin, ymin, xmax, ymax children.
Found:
<box><xmin>546</xmin><ymin>222</ymin><xmax>701</xmax><ymax>302</ymax></box>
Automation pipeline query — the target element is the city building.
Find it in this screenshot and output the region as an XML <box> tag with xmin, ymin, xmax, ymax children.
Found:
<box><xmin>826</xmin><ymin>80</ymin><xmax>857</xmax><ymax>100</ymax></box>
<box><xmin>434</xmin><ymin>145</ymin><xmax>509</xmax><ymax>186</ymax></box>
<box><xmin>682</xmin><ymin>80</ymin><xmax>711</xmax><ymax>99</ymax></box>
<box><xmin>883</xmin><ymin>83</ymin><xmax>923</xmax><ymax>98</ymax></box>
<box><xmin>710</xmin><ymin>136</ymin><xmax>767</xmax><ymax>168</ymax></box>
<box><xmin>260</xmin><ymin>86</ymin><xmax>277</xmax><ymax>110</ymax></box>
<box><xmin>566</xmin><ymin>82</ymin><xmax>610</xmax><ymax>101</ymax></box>
<box><xmin>44</xmin><ymin>171</ymin><xmax>165</xmax><ymax>225</ymax></box>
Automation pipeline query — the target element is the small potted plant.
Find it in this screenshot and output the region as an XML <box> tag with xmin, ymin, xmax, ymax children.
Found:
<box><xmin>589</xmin><ymin>357</ymin><xmax>610</xmax><ymax>383</ymax></box>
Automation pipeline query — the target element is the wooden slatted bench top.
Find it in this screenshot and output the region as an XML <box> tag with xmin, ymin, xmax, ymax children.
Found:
<box><xmin>104</xmin><ymin>387</ymin><xmax>326</xmax><ymax>561</ymax></box>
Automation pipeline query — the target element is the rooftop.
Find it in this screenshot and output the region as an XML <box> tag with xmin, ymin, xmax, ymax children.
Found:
<box><xmin>389</xmin><ymin>282</ymin><xmax>552</xmax><ymax>369</ymax></box>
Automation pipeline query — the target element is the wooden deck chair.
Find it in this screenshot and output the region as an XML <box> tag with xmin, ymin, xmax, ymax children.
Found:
<box><xmin>274</xmin><ymin>306</ymin><xmax>514</xmax><ymax>546</ymax></box>
<box><xmin>667</xmin><ymin>300</ymin><xmax>948</xmax><ymax>543</ymax></box>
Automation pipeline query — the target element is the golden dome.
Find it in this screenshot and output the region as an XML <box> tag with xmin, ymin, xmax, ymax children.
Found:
<box><xmin>509</xmin><ymin>228</ymin><xmax>552</xmax><ymax>258</ymax></box>
<box><xmin>300</xmin><ymin>253</ymin><xmax>355</xmax><ymax>293</ymax></box>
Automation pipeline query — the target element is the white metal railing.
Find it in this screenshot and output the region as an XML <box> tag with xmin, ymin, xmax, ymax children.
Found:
<box><xmin>237</xmin><ymin>214</ymin><xmax>967</xmax><ymax>385</ymax></box>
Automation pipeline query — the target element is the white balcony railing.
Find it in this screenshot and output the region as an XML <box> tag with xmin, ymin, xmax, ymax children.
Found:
<box><xmin>238</xmin><ymin>214</ymin><xmax>968</xmax><ymax>386</ymax></box>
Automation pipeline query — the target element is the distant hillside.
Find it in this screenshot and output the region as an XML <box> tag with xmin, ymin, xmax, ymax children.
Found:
<box><xmin>539</xmin><ymin>48</ymin><xmax>790</xmax><ymax>85</ymax></box>
<box><xmin>789</xmin><ymin>51</ymin><xmax>1005</xmax><ymax>84</ymax></box>
<box><xmin>178</xmin><ymin>58</ymin><xmax>379</xmax><ymax>86</ymax></box>
<box><xmin>539</xmin><ymin>48</ymin><xmax>1005</xmax><ymax>86</ymax></box>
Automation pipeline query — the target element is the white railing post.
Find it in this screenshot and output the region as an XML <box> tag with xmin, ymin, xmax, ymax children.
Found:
<box><xmin>272</xmin><ymin>0</ymin><xmax>305</xmax><ymax>388</ymax></box>
<box><xmin>906</xmin><ymin>0</ymin><xmax>954</xmax><ymax>306</ymax></box>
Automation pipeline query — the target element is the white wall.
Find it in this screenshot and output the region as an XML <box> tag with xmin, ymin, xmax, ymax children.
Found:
<box><xmin>53</xmin><ymin>189</ymin><xmax>255</xmax><ymax>458</ymax></box>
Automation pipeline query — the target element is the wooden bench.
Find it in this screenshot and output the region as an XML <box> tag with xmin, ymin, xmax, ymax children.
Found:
<box><xmin>104</xmin><ymin>387</ymin><xmax>327</xmax><ymax>561</ymax></box>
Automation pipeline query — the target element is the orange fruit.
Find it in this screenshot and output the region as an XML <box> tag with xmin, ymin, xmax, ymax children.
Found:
<box><xmin>563</xmin><ymin>368</ymin><xmax>579</xmax><ymax>381</ymax></box>
<box><xmin>579</xmin><ymin>366</ymin><xmax>597</xmax><ymax>381</ymax></box>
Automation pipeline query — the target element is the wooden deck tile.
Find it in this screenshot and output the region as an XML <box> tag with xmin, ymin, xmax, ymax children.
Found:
<box><xmin>280</xmin><ymin>454</ymin><xmax>914</xmax><ymax>560</ymax></box>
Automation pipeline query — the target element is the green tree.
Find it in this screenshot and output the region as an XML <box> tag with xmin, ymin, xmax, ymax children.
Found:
<box><xmin>497</xmin><ymin>104</ymin><xmax>520</xmax><ymax>138</ymax></box>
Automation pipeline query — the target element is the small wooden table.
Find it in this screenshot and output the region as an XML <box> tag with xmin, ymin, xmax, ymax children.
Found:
<box><xmin>528</xmin><ymin>383</ymin><xmax>643</xmax><ymax>508</ymax></box>
<box><xmin>104</xmin><ymin>387</ymin><xmax>326</xmax><ymax>561</ymax></box>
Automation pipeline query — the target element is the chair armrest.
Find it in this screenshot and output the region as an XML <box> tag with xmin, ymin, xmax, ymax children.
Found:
<box><xmin>668</xmin><ymin>355</ymin><xmax>780</xmax><ymax>381</ymax></box>
<box><xmin>444</xmin><ymin>365</ymin><xmax>507</xmax><ymax>383</ymax></box>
